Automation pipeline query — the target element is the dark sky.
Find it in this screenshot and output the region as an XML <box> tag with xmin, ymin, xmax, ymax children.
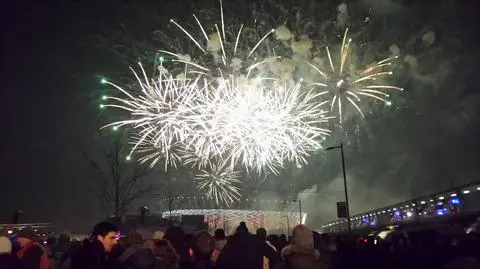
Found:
<box><xmin>0</xmin><ymin>1</ymin><xmax>112</xmax><ymax>231</ymax></box>
<box><xmin>1</xmin><ymin>0</ymin><xmax>479</xmax><ymax>232</ymax></box>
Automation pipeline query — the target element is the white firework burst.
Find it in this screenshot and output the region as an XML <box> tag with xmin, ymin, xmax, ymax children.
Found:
<box><xmin>308</xmin><ymin>28</ymin><xmax>404</xmax><ymax>123</ymax></box>
<box><xmin>195</xmin><ymin>160</ymin><xmax>242</xmax><ymax>206</ymax></box>
<box><xmin>199</xmin><ymin>77</ymin><xmax>332</xmax><ymax>174</ymax></box>
<box><xmin>101</xmin><ymin>62</ymin><xmax>208</xmax><ymax>169</ymax></box>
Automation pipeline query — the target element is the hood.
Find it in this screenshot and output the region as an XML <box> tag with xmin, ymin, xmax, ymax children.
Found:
<box><xmin>291</xmin><ymin>225</ymin><xmax>314</xmax><ymax>249</ymax></box>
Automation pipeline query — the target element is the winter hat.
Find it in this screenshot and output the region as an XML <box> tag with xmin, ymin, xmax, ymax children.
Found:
<box><xmin>152</xmin><ymin>231</ymin><xmax>164</xmax><ymax>240</ymax></box>
<box><xmin>0</xmin><ymin>236</ymin><xmax>12</xmax><ymax>254</ymax></box>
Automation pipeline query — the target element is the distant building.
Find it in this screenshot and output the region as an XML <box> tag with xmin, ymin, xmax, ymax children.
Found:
<box><xmin>0</xmin><ymin>222</ymin><xmax>55</xmax><ymax>239</ymax></box>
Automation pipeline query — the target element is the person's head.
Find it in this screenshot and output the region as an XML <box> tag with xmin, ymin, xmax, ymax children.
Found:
<box><xmin>291</xmin><ymin>225</ymin><xmax>314</xmax><ymax>250</ymax></box>
<box><xmin>267</xmin><ymin>234</ymin><xmax>279</xmax><ymax>244</ymax></box>
<box><xmin>214</xmin><ymin>229</ymin><xmax>226</xmax><ymax>240</ymax></box>
<box><xmin>152</xmin><ymin>231</ymin><xmax>164</xmax><ymax>240</ymax></box>
<box><xmin>58</xmin><ymin>234</ymin><xmax>71</xmax><ymax>246</ymax></box>
<box><xmin>153</xmin><ymin>239</ymin><xmax>179</xmax><ymax>267</ymax></box>
<box><xmin>191</xmin><ymin>231</ymin><xmax>215</xmax><ymax>261</ymax></box>
<box><xmin>126</xmin><ymin>230</ymin><xmax>143</xmax><ymax>246</ymax></box>
<box><xmin>256</xmin><ymin>228</ymin><xmax>267</xmax><ymax>241</ymax></box>
<box><xmin>91</xmin><ymin>222</ymin><xmax>118</xmax><ymax>252</ymax></box>
<box><xmin>236</xmin><ymin>222</ymin><xmax>248</xmax><ymax>234</ymax></box>
<box><xmin>164</xmin><ymin>226</ymin><xmax>185</xmax><ymax>247</ymax></box>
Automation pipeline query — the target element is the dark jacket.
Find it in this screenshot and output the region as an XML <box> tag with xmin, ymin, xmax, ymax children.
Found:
<box><xmin>186</xmin><ymin>260</ymin><xmax>215</xmax><ymax>269</ymax></box>
<box><xmin>123</xmin><ymin>248</ymin><xmax>166</xmax><ymax>269</ymax></box>
<box><xmin>0</xmin><ymin>254</ymin><xmax>22</xmax><ymax>269</ymax></box>
<box><xmin>216</xmin><ymin>231</ymin><xmax>280</xmax><ymax>269</ymax></box>
<box><xmin>71</xmin><ymin>240</ymin><xmax>117</xmax><ymax>269</ymax></box>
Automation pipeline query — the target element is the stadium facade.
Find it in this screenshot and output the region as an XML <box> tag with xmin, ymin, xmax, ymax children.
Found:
<box><xmin>156</xmin><ymin>197</ymin><xmax>306</xmax><ymax>234</ymax></box>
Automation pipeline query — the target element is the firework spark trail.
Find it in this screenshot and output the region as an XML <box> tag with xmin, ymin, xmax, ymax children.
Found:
<box><xmin>195</xmin><ymin>159</ymin><xmax>242</xmax><ymax>206</ymax></box>
<box><xmin>308</xmin><ymin>28</ymin><xmax>404</xmax><ymax>123</ymax></box>
<box><xmin>164</xmin><ymin>0</ymin><xmax>276</xmax><ymax>79</ymax></box>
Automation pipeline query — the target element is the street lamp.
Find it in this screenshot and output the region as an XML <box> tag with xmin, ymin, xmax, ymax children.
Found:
<box><xmin>292</xmin><ymin>200</ymin><xmax>302</xmax><ymax>224</ymax></box>
<box><xmin>283</xmin><ymin>215</ymin><xmax>290</xmax><ymax>235</ymax></box>
<box><xmin>326</xmin><ymin>142</ymin><xmax>351</xmax><ymax>233</ymax></box>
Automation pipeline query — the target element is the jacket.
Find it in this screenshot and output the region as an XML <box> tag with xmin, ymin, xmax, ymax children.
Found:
<box><xmin>16</xmin><ymin>241</ymin><xmax>49</xmax><ymax>269</ymax></box>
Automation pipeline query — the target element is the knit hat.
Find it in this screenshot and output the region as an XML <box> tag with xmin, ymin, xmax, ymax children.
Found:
<box><xmin>0</xmin><ymin>236</ymin><xmax>12</xmax><ymax>254</ymax></box>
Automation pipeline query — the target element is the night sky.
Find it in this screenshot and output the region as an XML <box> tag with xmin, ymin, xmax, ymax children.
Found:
<box><xmin>1</xmin><ymin>0</ymin><xmax>479</xmax><ymax>232</ymax></box>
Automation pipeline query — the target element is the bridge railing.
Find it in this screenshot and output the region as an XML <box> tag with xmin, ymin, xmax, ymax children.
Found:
<box><xmin>322</xmin><ymin>181</ymin><xmax>480</xmax><ymax>233</ymax></box>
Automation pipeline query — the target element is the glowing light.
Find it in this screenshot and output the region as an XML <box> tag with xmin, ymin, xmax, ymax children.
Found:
<box><xmin>406</xmin><ymin>212</ymin><xmax>413</xmax><ymax>217</ymax></box>
<box><xmin>450</xmin><ymin>193</ymin><xmax>457</xmax><ymax>197</ymax></box>
<box><xmin>100</xmin><ymin>78</ymin><xmax>107</xmax><ymax>84</ymax></box>
<box><xmin>438</xmin><ymin>196</ymin><xmax>445</xmax><ymax>200</ymax></box>
<box><xmin>450</xmin><ymin>198</ymin><xmax>460</xmax><ymax>204</ymax></box>
<box><xmin>102</xmin><ymin>95</ymin><xmax>108</xmax><ymax>100</ymax></box>
<box><xmin>126</xmin><ymin>156</ymin><xmax>132</xmax><ymax>161</ymax></box>
<box><xmin>308</xmin><ymin>28</ymin><xmax>402</xmax><ymax>123</ymax></box>
<box><xmin>436</xmin><ymin>209</ymin><xmax>446</xmax><ymax>216</ymax></box>
<box><xmin>420</xmin><ymin>201</ymin><xmax>426</xmax><ymax>204</ymax></box>
<box><xmin>463</xmin><ymin>190</ymin><xmax>470</xmax><ymax>194</ymax></box>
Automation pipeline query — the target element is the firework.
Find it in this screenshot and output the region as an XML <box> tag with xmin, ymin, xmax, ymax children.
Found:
<box><xmin>101</xmin><ymin>1</ymin><xmax>332</xmax><ymax>175</ymax></box>
<box><xmin>101</xmin><ymin>62</ymin><xmax>207</xmax><ymax>169</ymax></box>
<box><xmin>200</xmin><ymin>78</ymin><xmax>332</xmax><ymax>174</ymax></box>
<box><xmin>195</xmin><ymin>160</ymin><xmax>242</xmax><ymax>206</ymax></box>
<box><xmin>308</xmin><ymin>28</ymin><xmax>404</xmax><ymax>123</ymax></box>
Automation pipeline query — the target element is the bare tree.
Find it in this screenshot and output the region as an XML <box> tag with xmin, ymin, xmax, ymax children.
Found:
<box><xmin>85</xmin><ymin>133</ymin><xmax>151</xmax><ymax>219</ymax></box>
<box><xmin>156</xmin><ymin>169</ymin><xmax>192</xmax><ymax>221</ymax></box>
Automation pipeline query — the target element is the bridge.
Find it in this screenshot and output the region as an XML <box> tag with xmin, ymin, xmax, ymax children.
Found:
<box><xmin>321</xmin><ymin>181</ymin><xmax>480</xmax><ymax>233</ymax></box>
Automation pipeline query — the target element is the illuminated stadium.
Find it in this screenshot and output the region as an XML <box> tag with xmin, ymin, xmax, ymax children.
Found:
<box><xmin>157</xmin><ymin>196</ymin><xmax>306</xmax><ymax>234</ymax></box>
<box><xmin>162</xmin><ymin>209</ymin><xmax>305</xmax><ymax>234</ymax></box>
